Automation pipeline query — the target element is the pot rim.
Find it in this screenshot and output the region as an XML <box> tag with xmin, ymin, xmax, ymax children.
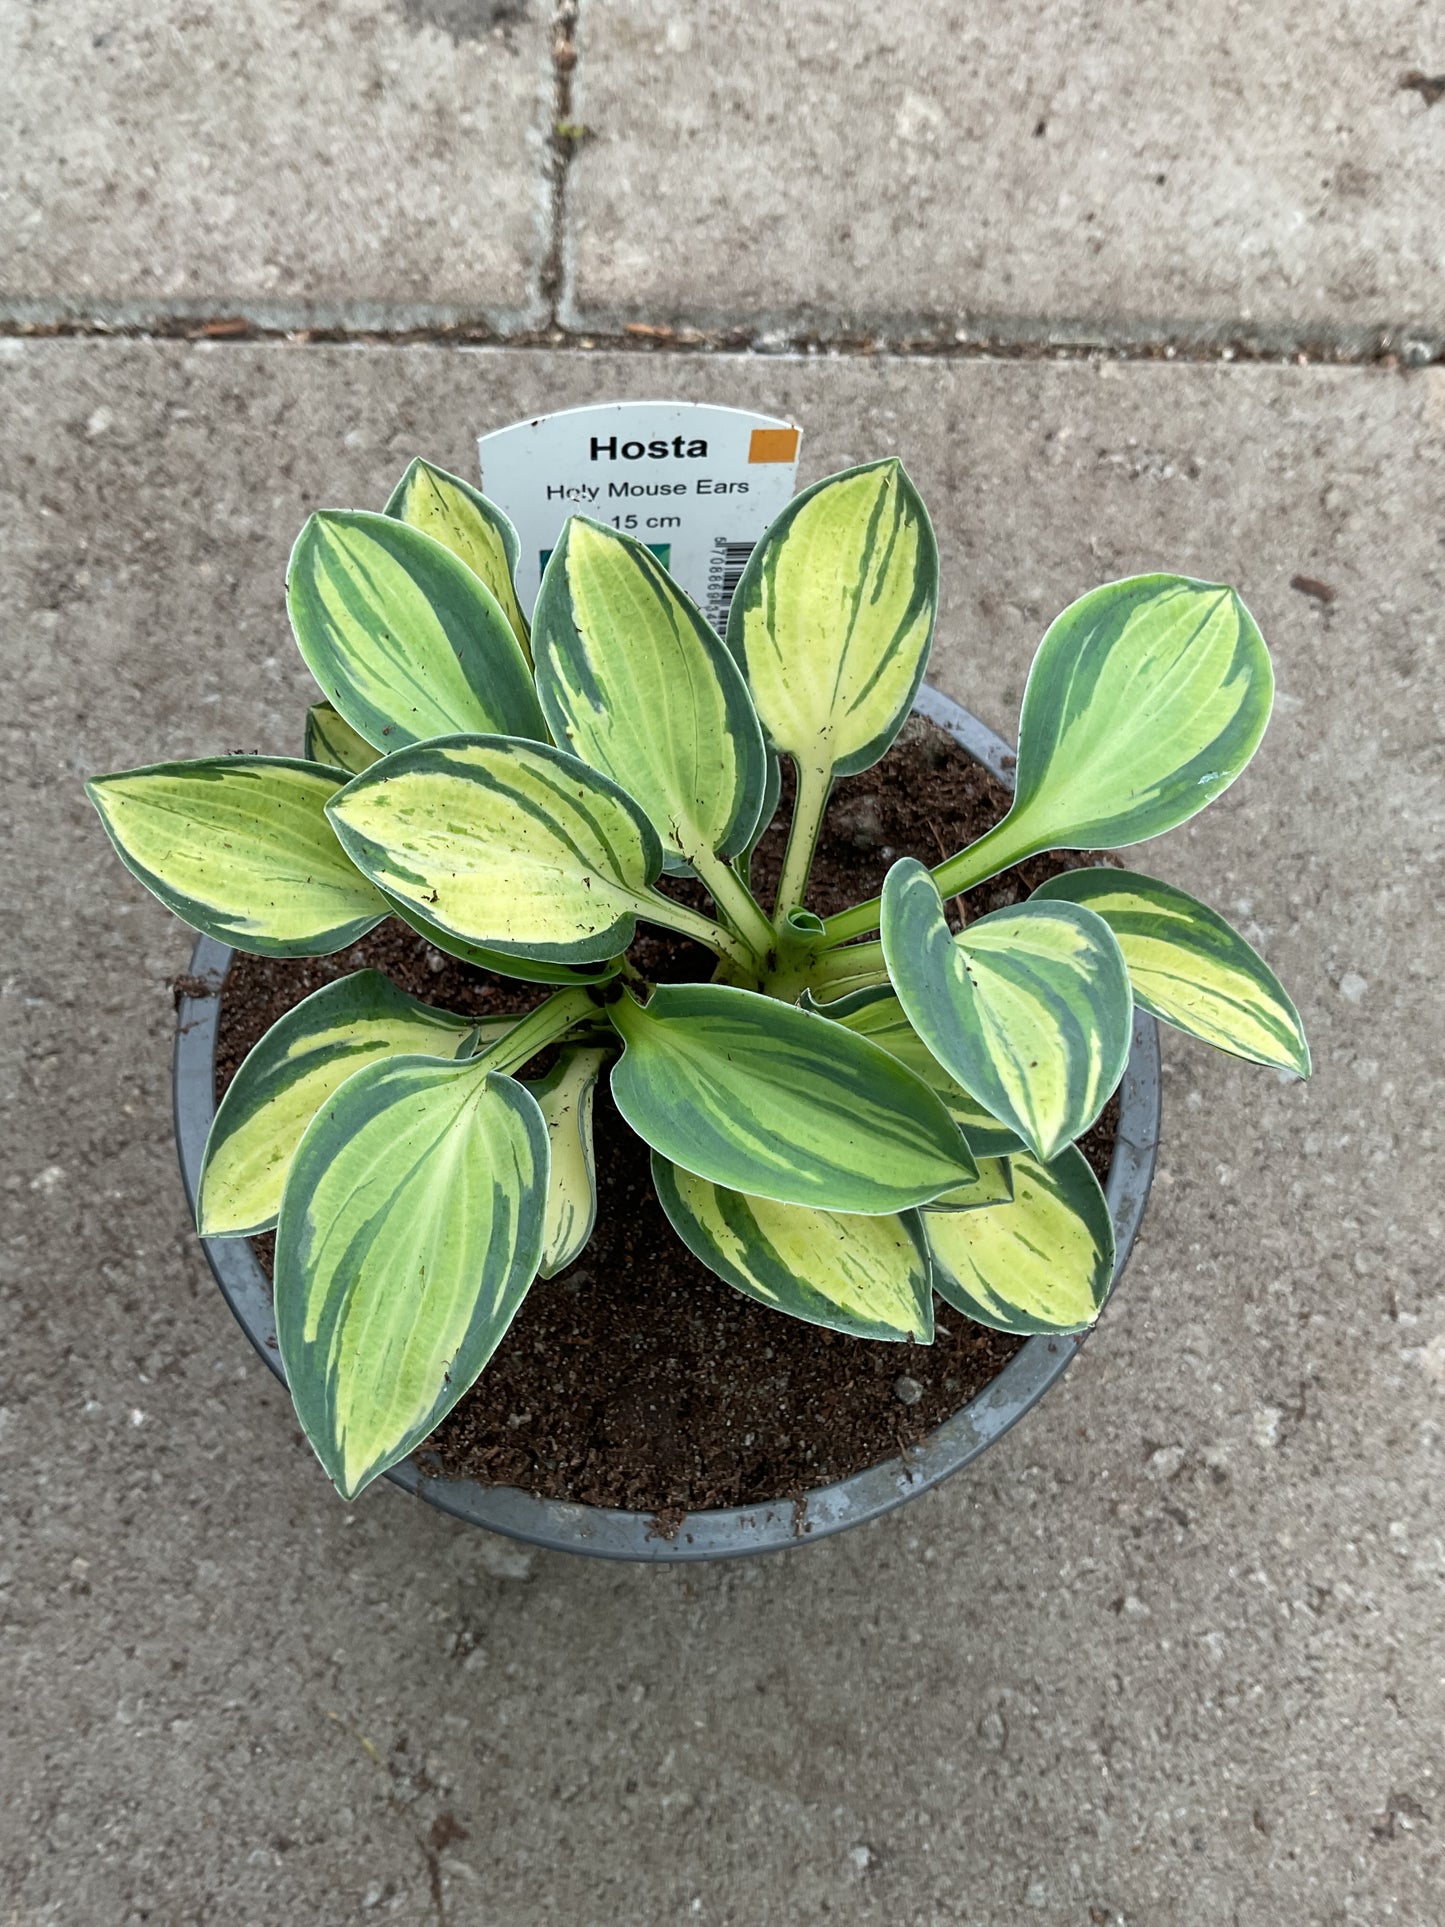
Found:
<box><xmin>174</xmin><ymin>684</ymin><xmax>1161</xmax><ymax>1561</ymax></box>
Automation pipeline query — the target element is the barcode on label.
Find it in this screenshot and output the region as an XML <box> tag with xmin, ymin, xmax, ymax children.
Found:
<box><xmin>705</xmin><ymin>539</ymin><xmax>756</xmax><ymax>629</ymax></box>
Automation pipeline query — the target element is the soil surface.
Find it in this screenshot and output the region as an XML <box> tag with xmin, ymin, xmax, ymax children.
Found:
<box><xmin>214</xmin><ymin>718</ymin><xmax>1119</xmax><ymax>1514</ymax></box>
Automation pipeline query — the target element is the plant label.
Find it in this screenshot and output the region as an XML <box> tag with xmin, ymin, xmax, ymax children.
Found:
<box><xmin>478</xmin><ymin>401</ymin><xmax>803</xmax><ymax>626</ymax></box>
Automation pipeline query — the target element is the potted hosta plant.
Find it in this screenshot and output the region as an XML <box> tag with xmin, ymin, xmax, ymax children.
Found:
<box><xmin>89</xmin><ymin>455</ymin><xmax>1309</xmax><ymax>1550</ymax></box>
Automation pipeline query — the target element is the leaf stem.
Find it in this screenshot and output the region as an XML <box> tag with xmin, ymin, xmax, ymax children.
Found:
<box><xmin>929</xmin><ymin>815</ymin><xmax>1040</xmax><ymax>901</ymax></box>
<box><xmin>690</xmin><ymin>848</ymin><xmax>778</xmax><ymax>960</ymax></box>
<box><xmin>818</xmin><ymin>816</ymin><xmax>1035</xmax><ymax>948</ymax></box>
<box><xmin>637</xmin><ymin>892</ymin><xmax>758</xmax><ymax>976</ymax></box>
<box><xmin>799</xmin><ymin>939</ymin><xmax>888</xmax><ymax>1000</ymax></box>
<box><xmin>817</xmin><ymin>893</ymin><xmax>881</xmax><ymax>947</ymax></box>
<box><xmin>773</xmin><ymin>760</ymin><xmax>832</xmax><ymax>921</ymax></box>
<box><xmin>475</xmin><ymin>986</ymin><xmax>599</xmax><ymax>1076</ymax></box>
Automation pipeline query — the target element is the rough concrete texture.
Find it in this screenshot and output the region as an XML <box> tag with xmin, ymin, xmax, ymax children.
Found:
<box><xmin>566</xmin><ymin>0</ymin><xmax>1445</xmax><ymax>341</ymax></box>
<box><xmin>0</xmin><ymin>1</ymin><xmax>552</xmax><ymax>325</ymax></box>
<box><xmin>3</xmin><ymin>341</ymin><xmax>1442</xmax><ymax>1925</ymax></box>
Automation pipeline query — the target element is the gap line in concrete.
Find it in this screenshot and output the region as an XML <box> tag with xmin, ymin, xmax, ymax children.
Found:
<box><xmin>538</xmin><ymin>0</ymin><xmax>583</xmax><ymax>325</ymax></box>
<box><xmin>2</xmin><ymin>306</ymin><xmax>1441</xmax><ymax>369</ymax></box>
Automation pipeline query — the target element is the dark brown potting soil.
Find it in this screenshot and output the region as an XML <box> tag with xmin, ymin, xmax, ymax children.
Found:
<box><xmin>214</xmin><ymin>718</ymin><xmax>1120</xmax><ymax>1514</ymax></box>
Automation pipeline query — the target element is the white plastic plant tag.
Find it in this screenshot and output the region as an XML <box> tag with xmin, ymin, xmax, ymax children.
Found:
<box><xmin>477</xmin><ymin>401</ymin><xmax>802</xmax><ymax>627</ymax></box>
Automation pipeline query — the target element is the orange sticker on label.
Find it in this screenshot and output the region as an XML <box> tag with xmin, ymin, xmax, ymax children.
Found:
<box><xmin>748</xmin><ymin>427</ymin><xmax>801</xmax><ymax>464</ymax></box>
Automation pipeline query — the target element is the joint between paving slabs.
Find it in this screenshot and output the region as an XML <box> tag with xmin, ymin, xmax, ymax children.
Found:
<box><xmin>1</xmin><ymin>308</ymin><xmax>1442</xmax><ymax>370</ymax></box>
<box><xmin>539</xmin><ymin>0</ymin><xmax>583</xmax><ymax>326</ymax></box>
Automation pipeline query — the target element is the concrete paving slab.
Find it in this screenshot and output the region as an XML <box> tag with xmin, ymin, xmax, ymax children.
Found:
<box><xmin>2</xmin><ymin>340</ymin><xmax>1442</xmax><ymax>1925</ymax></box>
<box><xmin>0</xmin><ymin>1</ymin><xmax>554</xmax><ymax>327</ymax></box>
<box><xmin>566</xmin><ymin>0</ymin><xmax>1445</xmax><ymax>345</ymax></box>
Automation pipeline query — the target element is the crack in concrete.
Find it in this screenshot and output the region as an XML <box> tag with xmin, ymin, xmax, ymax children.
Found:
<box><xmin>1</xmin><ymin>307</ymin><xmax>1440</xmax><ymax>368</ymax></box>
<box><xmin>4</xmin><ymin>0</ymin><xmax>1440</xmax><ymax>377</ymax></box>
<box><xmin>538</xmin><ymin>0</ymin><xmax>582</xmax><ymax>325</ymax></box>
<box><xmin>4</xmin><ymin>0</ymin><xmax>1441</xmax><ymax>371</ymax></box>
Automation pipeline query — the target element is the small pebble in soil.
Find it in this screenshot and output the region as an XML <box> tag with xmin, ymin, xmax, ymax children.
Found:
<box><xmin>894</xmin><ymin>1375</ymin><xmax>924</xmax><ymax>1406</ymax></box>
<box><xmin>830</xmin><ymin>792</ymin><xmax>885</xmax><ymax>850</ymax></box>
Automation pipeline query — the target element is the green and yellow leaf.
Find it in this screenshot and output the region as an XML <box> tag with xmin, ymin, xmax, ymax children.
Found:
<box><xmin>1032</xmin><ymin>868</ymin><xmax>1310</xmax><ymax>1076</ymax></box>
<box><xmin>86</xmin><ymin>756</ymin><xmax>388</xmax><ymax>957</ymax></box>
<box><xmin>304</xmin><ymin>700</ymin><xmax>380</xmax><ymax>777</ymax></box>
<box><xmin>276</xmin><ymin>1054</ymin><xmax>549</xmax><ymax>1500</ymax></box>
<box><xmin>328</xmin><ymin>734</ymin><xmax>663</xmax><ymax>965</ymax></box>
<box><xmin>384</xmin><ymin>457</ymin><xmax>531</xmax><ymax>666</ymax></box>
<box><xmin>533</xmin><ymin>516</ymin><xmax>768</xmax><ymax>866</ymax></box>
<box><xmin>609</xmin><ymin>982</ymin><xmax>975</xmax><ymax>1213</ymax></box>
<box><xmin>924</xmin><ymin>1146</ymin><xmax>1114</xmax><ymax>1335</ymax></box>
<box><xmin>382</xmin><ymin>891</ymin><xmax>623</xmax><ymax>986</ymax></box>
<box><xmin>927</xmin><ymin>1156</ymin><xmax>1014</xmax><ymax>1213</ymax></box>
<box><xmin>286</xmin><ymin>510</ymin><xmax>544</xmax><ymax>752</ymax></box>
<box><xmin>881</xmin><ymin>859</ymin><xmax>1132</xmax><ymax>1164</ymax></box>
<box><xmin>652</xmin><ymin>1154</ymin><xmax>935</xmax><ymax>1342</ymax></box>
<box><xmin>526</xmin><ymin>1046</ymin><xmax>607</xmax><ymax>1277</ymax></box>
<box><xmin>726</xmin><ymin>458</ymin><xmax>937</xmax><ymax>778</ymax></box>
<box><xmin>811</xmin><ymin>981</ymin><xmax>1026</xmax><ymax>1157</ymax></box>
<box><xmin>935</xmin><ymin>574</ymin><xmax>1274</xmax><ymax>893</ymax></box>
<box><xmin>199</xmin><ymin>970</ymin><xmax>504</xmax><ymax>1236</ymax></box>
<box><xmin>741</xmin><ymin>749</ymin><xmax>782</xmax><ymax>880</ymax></box>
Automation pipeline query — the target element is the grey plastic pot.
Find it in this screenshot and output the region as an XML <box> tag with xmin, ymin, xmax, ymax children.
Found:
<box><xmin>174</xmin><ymin>685</ymin><xmax>1160</xmax><ymax>1561</ymax></box>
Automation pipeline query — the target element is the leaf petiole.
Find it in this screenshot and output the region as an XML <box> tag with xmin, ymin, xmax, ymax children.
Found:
<box><xmin>636</xmin><ymin>891</ymin><xmax>760</xmax><ymax>977</ymax></box>
<box><xmin>472</xmin><ymin>986</ymin><xmax>601</xmax><ymax>1077</ymax></box>
<box><xmin>773</xmin><ymin>759</ymin><xmax>832</xmax><ymax>921</ymax></box>
<box><xmin>818</xmin><ymin>828</ymin><xmax>1016</xmax><ymax>948</ymax></box>
<box><xmin>796</xmin><ymin>938</ymin><xmax>888</xmax><ymax>1001</ymax></box>
<box><xmin>689</xmin><ymin>848</ymin><xmax>778</xmax><ymax>961</ymax></box>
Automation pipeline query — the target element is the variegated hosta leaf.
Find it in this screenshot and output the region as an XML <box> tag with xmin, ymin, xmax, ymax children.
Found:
<box><xmin>936</xmin><ymin>575</ymin><xmax>1273</xmax><ymax>893</ymax></box>
<box><xmin>276</xmin><ymin>1055</ymin><xmax>549</xmax><ymax>1500</ymax></box>
<box><xmin>384</xmin><ymin>891</ymin><xmax>623</xmax><ymax>987</ymax></box>
<box><xmin>328</xmin><ymin>735</ymin><xmax>663</xmax><ymax>965</ymax></box>
<box><xmin>199</xmin><ymin>970</ymin><xmax>505</xmax><ymax>1236</ymax></box>
<box><xmin>652</xmin><ymin>1153</ymin><xmax>935</xmax><ymax>1343</ymax></box>
<box><xmin>726</xmin><ymin>459</ymin><xmax>937</xmax><ymax>778</ymax></box>
<box><xmin>742</xmin><ymin>749</ymin><xmax>782</xmax><ymax>878</ymax></box>
<box><xmin>924</xmin><ymin>1146</ymin><xmax>1114</xmax><ymax>1335</ymax></box>
<box><xmin>86</xmin><ymin>757</ymin><xmax>388</xmax><ymax>957</ymax></box>
<box><xmin>811</xmin><ymin>982</ymin><xmax>1025</xmax><ymax>1158</ymax></box>
<box><xmin>927</xmin><ymin>1156</ymin><xmax>1014</xmax><ymax>1213</ymax></box>
<box><xmin>881</xmin><ymin>859</ymin><xmax>1132</xmax><ymax>1165</ymax></box>
<box><xmin>1032</xmin><ymin>868</ymin><xmax>1310</xmax><ymax>1076</ymax></box>
<box><xmin>287</xmin><ymin>510</ymin><xmax>545</xmax><ymax>752</ymax></box>
<box><xmin>609</xmin><ymin>983</ymin><xmax>975</xmax><ymax>1213</ymax></box>
<box><xmin>526</xmin><ymin>1046</ymin><xmax>607</xmax><ymax>1277</ymax></box>
<box><xmin>532</xmin><ymin>517</ymin><xmax>769</xmax><ymax>865</ymax></box>
<box><xmin>304</xmin><ymin>700</ymin><xmax>380</xmax><ymax>777</ymax></box>
<box><xmin>384</xmin><ymin>457</ymin><xmax>531</xmax><ymax>665</ymax></box>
